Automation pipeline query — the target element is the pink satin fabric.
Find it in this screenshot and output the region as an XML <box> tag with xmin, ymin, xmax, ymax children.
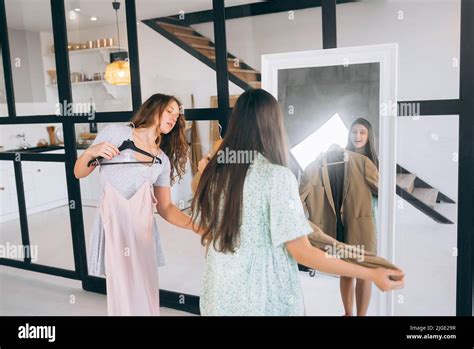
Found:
<box><xmin>100</xmin><ymin>180</ymin><xmax>160</xmax><ymax>316</ymax></box>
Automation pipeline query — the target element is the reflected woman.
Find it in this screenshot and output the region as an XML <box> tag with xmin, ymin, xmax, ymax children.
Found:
<box><xmin>342</xmin><ymin>117</ymin><xmax>379</xmax><ymax>316</ymax></box>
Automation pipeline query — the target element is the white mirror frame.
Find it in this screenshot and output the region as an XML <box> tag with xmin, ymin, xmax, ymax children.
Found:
<box><xmin>262</xmin><ymin>43</ymin><xmax>398</xmax><ymax>316</ymax></box>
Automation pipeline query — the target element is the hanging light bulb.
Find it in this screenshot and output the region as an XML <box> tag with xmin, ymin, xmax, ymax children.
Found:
<box><xmin>105</xmin><ymin>60</ymin><xmax>130</xmax><ymax>85</ymax></box>
<box><xmin>105</xmin><ymin>0</ymin><xmax>130</xmax><ymax>85</ymax></box>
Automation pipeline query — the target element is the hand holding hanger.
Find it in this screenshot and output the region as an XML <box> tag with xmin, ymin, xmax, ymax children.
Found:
<box><xmin>86</xmin><ymin>141</ymin><xmax>120</xmax><ymax>162</ymax></box>
<box><xmin>87</xmin><ymin>139</ymin><xmax>162</xmax><ymax>167</ymax></box>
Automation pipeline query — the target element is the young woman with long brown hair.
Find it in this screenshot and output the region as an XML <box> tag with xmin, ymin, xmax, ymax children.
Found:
<box><xmin>192</xmin><ymin>89</ymin><xmax>404</xmax><ymax>316</ymax></box>
<box><xmin>340</xmin><ymin>117</ymin><xmax>380</xmax><ymax>316</ymax></box>
<box><xmin>74</xmin><ymin>93</ymin><xmax>199</xmax><ymax>315</ymax></box>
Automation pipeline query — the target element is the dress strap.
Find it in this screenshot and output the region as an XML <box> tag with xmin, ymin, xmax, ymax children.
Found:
<box><xmin>149</xmin><ymin>181</ymin><xmax>158</xmax><ymax>205</ymax></box>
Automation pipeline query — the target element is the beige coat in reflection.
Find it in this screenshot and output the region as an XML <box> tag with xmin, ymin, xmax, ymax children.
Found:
<box><xmin>300</xmin><ymin>150</ymin><xmax>379</xmax><ymax>253</ymax></box>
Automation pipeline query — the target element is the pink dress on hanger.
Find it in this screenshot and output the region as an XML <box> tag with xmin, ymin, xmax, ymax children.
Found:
<box><xmin>87</xmin><ymin>124</ymin><xmax>169</xmax><ymax>316</ymax></box>
<box><xmin>100</xmin><ymin>179</ymin><xmax>160</xmax><ymax>316</ymax></box>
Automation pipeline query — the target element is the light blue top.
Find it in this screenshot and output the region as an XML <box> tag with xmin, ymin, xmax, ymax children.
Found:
<box><xmin>200</xmin><ymin>153</ymin><xmax>313</xmax><ymax>316</ymax></box>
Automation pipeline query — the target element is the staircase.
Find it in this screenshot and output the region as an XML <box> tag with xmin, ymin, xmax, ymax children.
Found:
<box><xmin>142</xmin><ymin>18</ymin><xmax>261</xmax><ymax>91</ymax></box>
<box><xmin>396</xmin><ymin>164</ymin><xmax>455</xmax><ymax>224</ymax></box>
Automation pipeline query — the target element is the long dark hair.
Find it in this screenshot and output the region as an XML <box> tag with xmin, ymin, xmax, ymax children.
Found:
<box><xmin>346</xmin><ymin>117</ymin><xmax>379</xmax><ymax>168</ymax></box>
<box><xmin>130</xmin><ymin>93</ymin><xmax>188</xmax><ymax>184</ymax></box>
<box><xmin>191</xmin><ymin>89</ymin><xmax>289</xmax><ymax>253</ymax></box>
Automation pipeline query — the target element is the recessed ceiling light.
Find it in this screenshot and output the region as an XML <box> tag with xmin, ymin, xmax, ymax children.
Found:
<box><xmin>74</xmin><ymin>8</ymin><xmax>80</xmax><ymax>12</ymax></box>
<box><xmin>90</xmin><ymin>17</ymin><xmax>97</xmax><ymax>21</ymax></box>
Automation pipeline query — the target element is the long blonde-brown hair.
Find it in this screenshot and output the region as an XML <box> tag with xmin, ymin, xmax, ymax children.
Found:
<box><xmin>130</xmin><ymin>93</ymin><xmax>188</xmax><ymax>184</ymax></box>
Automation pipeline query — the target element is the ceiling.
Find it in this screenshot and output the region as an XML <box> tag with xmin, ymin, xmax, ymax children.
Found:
<box><xmin>5</xmin><ymin>0</ymin><xmax>264</xmax><ymax>32</ymax></box>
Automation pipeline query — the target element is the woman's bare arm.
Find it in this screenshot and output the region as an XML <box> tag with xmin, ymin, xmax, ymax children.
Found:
<box><xmin>74</xmin><ymin>141</ymin><xmax>119</xmax><ymax>178</ymax></box>
<box><xmin>286</xmin><ymin>235</ymin><xmax>404</xmax><ymax>292</ymax></box>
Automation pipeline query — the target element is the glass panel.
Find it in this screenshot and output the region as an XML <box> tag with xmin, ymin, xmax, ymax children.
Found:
<box><xmin>64</xmin><ymin>0</ymin><xmax>132</xmax><ymax>113</ymax></box>
<box><xmin>0</xmin><ymin>123</ymin><xmax>71</xmax><ymax>269</ymax></box>
<box><xmin>337</xmin><ymin>0</ymin><xmax>461</xmax><ymax>101</ymax></box>
<box><xmin>159</xmin><ymin>120</ymin><xmax>214</xmax><ymax>295</ymax></box>
<box><xmin>21</xmin><ymin>153</ymin><xmax>75</xmax><ymax>270</ymax></box>
<box><xmin>394</xmin><ymin>114</ymin><xmax>459</xmax><ymax>315</ymax></box>
<box><xmin>5</xmin><ymin>0</ymin><xmax>58</xmax><ymax>116</ymax></box>
<box><xmin>0</xmin><ymin>47</ymin><xmax>7</xmax><ymax>116</ymax></box>
<box><xmin>0</xmin><ymin>123</ymin><xmax>64</xmax><ymax>151</ymax></box>
<box><xmin>221</xmin><ymin>0</ymin><xmax>323</xmax><ymax>102</ymax></box>
<box><xmin>136</xmin><ymin>0</ymin><xmax>217</xmax><ymax>109</ymax></box>
<box><xmin>0</xmin><ymin>161</ymin><xmax>23</xmax><ymax>262</ymax></box>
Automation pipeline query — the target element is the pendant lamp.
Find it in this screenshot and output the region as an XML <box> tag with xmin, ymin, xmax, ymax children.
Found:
<box><xmin>105</xmin><ymin>0</ymin><xmax>130</xmax><ymax>85</ymax></box>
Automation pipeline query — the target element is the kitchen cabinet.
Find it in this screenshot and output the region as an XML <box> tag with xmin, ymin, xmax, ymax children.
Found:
<box><xmin>0</xmin><ymin>162</ymin><xmax>19</xmax><ymax>216</ymax></box>
<box><xmin>0</xmin><ymin>149</ymin><xmax>68</xmax><ymax>222</ymax></box>
<box><xmin>0</xmin><ymin>147</ymin><xmax>106</xmax><ymax>222</ymax></box>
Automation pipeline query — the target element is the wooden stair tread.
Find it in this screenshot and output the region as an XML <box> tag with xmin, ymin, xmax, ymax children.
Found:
<box><xmin>248</xmin><ymin>81</ymin><xmax>261</xmax><ymax>88</ymax></box>
<box><xmin>412</xmin><ymin>188</ymin><xmax>439</xmax><ymax>209</ymax></box>
<box><xmin>175</xmin><ymin>32</ymin><xmax>209</xmax><ymax>40</ymax></box>
<box><xmin>229</xmin><ymin>68</ymin><xmax>259</xmax><ymax>74</ymax></box>
<box><xmin>191</xmin><ymin>43</ymin><xmax>215</xmax><ymax>49</ymax></box>
<box><xmin>396</xmin><ymin>173</ymin><xmax>416</xmax><ymax>193</ymax></box>
<box><xmin>208</xmin><ymin>56</ymin><xmax>240</xmax><ymax>61</ymax></box>
<box><xmin>156</xmin><ymin>21</ymin><xmax>194</xmax><ymax>32</ymax></box>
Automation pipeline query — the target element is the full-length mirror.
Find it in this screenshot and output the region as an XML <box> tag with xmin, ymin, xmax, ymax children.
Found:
<box><xmin>263</xmin><ymin>44</ymin><xmax>398</xmax><ymax>315</ymax></box>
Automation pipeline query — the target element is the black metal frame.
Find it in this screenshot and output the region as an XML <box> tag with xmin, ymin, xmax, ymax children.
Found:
<box><xmin>457</xmin><ymin>0</ymin><xmax>474</xmax><ymax>317</ymax></box>
<box><xmin>0</xmin><ymin>0</ymin><xmax>471</xmax><ymax>316</ymax></box>
<box><xmin>322</xmin><ymin>0</ymin><xmax>337</xmax><ymax>49</ymax></box>
<box><xmin>155</xmin><ymin>0</ymin><xmax>357</xmax><ymax>26</ymax></box>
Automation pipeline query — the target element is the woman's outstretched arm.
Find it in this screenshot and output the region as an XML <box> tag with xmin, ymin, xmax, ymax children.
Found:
<box><xmin>286</xmin><ymin>235</ymin><xmax>404</xmax><ymax>292</ymax></box>
<box><xmin>154</xmin><ymin>186</ymin><xmax>202</xmax><ymax>234</ymax></box>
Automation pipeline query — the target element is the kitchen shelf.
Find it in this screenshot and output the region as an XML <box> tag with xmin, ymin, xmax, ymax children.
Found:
<box><xmin>47</xmin><ymin>80</ymin><xmax>109</xmax><ymax>87</ymax></box>
<box><xmin>47</xmin><ymin>46</ymin><xmax>121</xmax><ymax>56</ymax></box>
<box><xmin>47</xmin><ymin>80</ymin><xmax>115</xmax><ymax>87</ymax></box>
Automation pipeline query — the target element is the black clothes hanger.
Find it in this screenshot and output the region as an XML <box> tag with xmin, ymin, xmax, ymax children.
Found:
<box><xmin>87</xmin><ymin>139</ymin><xmax>162</xmax><ymax>167</ymax></box>
<box><xmin>316</xmin><ymin>145</ymin><xmax>348</xmax><ymax>167</ymax></box>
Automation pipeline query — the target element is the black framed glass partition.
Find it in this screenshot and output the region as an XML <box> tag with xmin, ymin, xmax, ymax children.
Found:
<box><xmin>0</xmin><ymin>0</ymin><xmax>472</xmax><ymax>317</ymax></box>
<box><xmin>0</xmin><ymin>47</ymin><xmax>7</xmax><ymax>116</ymax></box>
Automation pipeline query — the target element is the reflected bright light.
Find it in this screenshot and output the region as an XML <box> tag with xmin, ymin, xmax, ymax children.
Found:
<box><xmin>291</xmin><ymin>113</ymin><xmax>348</xmax><ymax>170</ymax></box>
<box><xmin>69</xmin><ymin>10</ymin><xmax>77</xmax><ymax>20</ymax></box>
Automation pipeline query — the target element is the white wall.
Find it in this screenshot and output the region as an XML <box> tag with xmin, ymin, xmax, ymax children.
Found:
<box><xmin>8</xmin><ymin>28</ymin><xmax>47</xmax><ymax>104</ymax></box>
<box><xmin>337</xmin><ymin>0</ymin><xmax>460</xmax><ymax>101</ymax></box>
<box><xmin>398</xmin><ymin>115</ymin><xmax>459</xmax><ymax>201</ymax></box>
